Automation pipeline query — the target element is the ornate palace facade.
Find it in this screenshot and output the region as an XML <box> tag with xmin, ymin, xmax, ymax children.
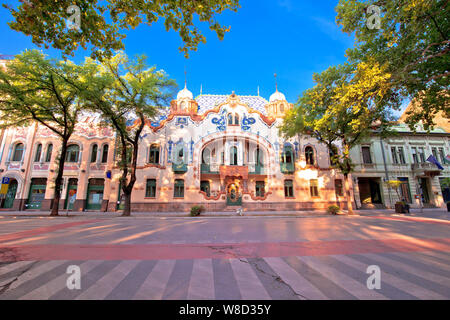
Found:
<box><xmin>0</xmin><ymin>81</ymin><xmax>448</xmax><ymax>212</ymax></box>
<box><xmin>0</xmin><ymin>84</ymin><xmax>352</xmax><ymax>212</ymax></box>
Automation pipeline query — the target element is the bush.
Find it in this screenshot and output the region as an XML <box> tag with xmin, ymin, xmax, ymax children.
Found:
<box><xmin>190</xmin><ymin>205</ymin><xmax>205</xmax><ymax>216</ymax></box>
<box><xmin>327</xmin><ymin>205</ymin><xmax>340</xmax><ymax>215</ymax></box>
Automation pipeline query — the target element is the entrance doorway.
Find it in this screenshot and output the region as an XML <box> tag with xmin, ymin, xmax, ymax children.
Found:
<box><xmin>358</xmin><ymin>177</ymin><xmax>383</xmax><ymax>207</ymax></box>
<box><xmin>1</xmin><ymin>178</ymin><xmax>18</xmax><ymax>209</ymax></box>
<box><xmin>86</xmin><ymin>178</ymin><xmax>104</xmax><ymax>210</ymax></box>
<box><xmin>27</xmin><ymin>178</ymin><xmax>47</xmax><ymax>209</ymax></box>
<box><xmin>64</xmin><ymin>178</ymin><xmax>78</xmax><ymax>210</ymax></box>
<box><xmin>226</xmin><ymin>182</ymin><xmax>242</xmax><ymax>206</ymax></box>
<box><xmin>419</xmin><ymin>177</ymin><xmax>431</xmax><ymax>204</ymax></box>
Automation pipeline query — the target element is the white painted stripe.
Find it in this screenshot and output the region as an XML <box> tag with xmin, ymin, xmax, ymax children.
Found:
<box><xmin>298</xmin><ymin>256</ymin><xmax>388</xmax><ymax>300</ymax></box>
<box><xmin>393</xmin><ymin>251</ymin><xmax>450</xmax><ymax>271</ymax></box>
<box><xmin>264</xmin><ymin>257</ymin><xmax>327</xmax><ymax>300</ymax></box>
<box><xmin>333</xmin><ymin>254</ymin><xmax>447</xmax><ymax>300</ymax></box>
<box><xmin>187</xmin><ymin>259</ymin><xmax>214</xmax><ymax>300</ymax></box>
<box><xmin>8</xmin><ymin>261</ymin><xmax>66</xmax><ymax>291</ymax></box>
<box><xmin>365</xmin><ymin>253</ymin><xmax>450</xmax><ymax>287</ymax></box>
<box><xmin>19</xmin><ymin>260</ymin><xmax>102</xmax><ymax>300</ymax></box>
<box><xmin>0</xmin><ymin>261</ymin><xmax>35</xmax><ymax>276</ymax></box>
<box><xmin>133</xmin><ymin>260</ymin><xmax>176</xmax><ymax>300</ymax></box>
<box><xmin>417</xmin><ymin>250</ymin><xmax>450</xmax><ymax>263</ymax></box>
<box><xmin>229</xmin><ymin>258</ymin><xmax>271</xmax><ymax>300</ymax></box>
<box><xmin>75</xmin><ymin>260</ymin><xmax>140</xmax><ymax>300</ymax></box>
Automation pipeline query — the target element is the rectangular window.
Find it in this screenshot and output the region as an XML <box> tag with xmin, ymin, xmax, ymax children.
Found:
<box><xmin>310</xmin><ymin>179</ymin><xmax>319</xmax><ymax>197</ymax></box>
<box><xmin>145</xmin><ymin>179</ymin><xmax>156</xmax><ymax>198</ymax></box>
<box><xmin>391</xmin><ymin>147</ymin><xmax>398</xmax><ymax>164</ymax></box>
<box><xmin>284</xmin><ymin>180</ymin><xmax>294</xmax><ymax>198</ymax></box>
<box><xmin>398</xmin><ymin>177</ymin><xmax>412</xmax><ymax>204</ymax></box>
<box><xmin>335</xmin><ymin>179</ymin><xmax>343</xmax><ymax>197</ymax></box>
<box><xmin>438</xmin><ymin>147</ymin><xmax>445</xmax><ymax>164</ymax></box>
<box><xmin>255</xmin><ymin>181</ymin><xmax>265</xmax><ymax>197</ymax></box>
<box><xmin>411</xmin><ymin>147</ymin><xmax>418</xmax><ymax>164</ymax></box>
<box><xmin>432</xmin><ymin>147</ymin><xmax>438</xmax><ymax>160</ymax></box>
<box><xmin>418</xmin><ymin>147</ymin><xmax>425</xmax><ymax>163</ymax></box>
<box><xmin>361</xmin><ymin>146</ymin><xmax>372</xmax><ymax>164</ymax></box>
<box><xmin>174</xmin><ymin>179</ymin><xmax>184</xmax><ymax>198</ymax></box>
<box><xmin>398</xmin><ymin>147</ymin><xmax>406</xmax><ymax>164</ymax></box>
<box><xmin>200</xmin><ymin>181</ymin><xmax>210</xmax><ymax>197</ymax></box>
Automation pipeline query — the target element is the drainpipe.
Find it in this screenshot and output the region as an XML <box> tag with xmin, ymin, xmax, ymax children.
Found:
<box><xmin>379</xmin><ymin>133</ymin><xmax>392</xmax><ymax>208</ymax></box>
<box><xmin>0</xmin><ymin>128</ymin><xmax>5</xmax><ymax>164</ymax></box>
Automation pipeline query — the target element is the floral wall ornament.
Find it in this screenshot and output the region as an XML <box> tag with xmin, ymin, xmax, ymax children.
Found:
<box><xmin>241</xmin><ymin>114</ymin><xmax>256</xmax><ymax>131</ymax></box>
<box><xmin>211</xmin><ymin>108</ymin><xmax>227</xmax><ymax>131</ymax></box>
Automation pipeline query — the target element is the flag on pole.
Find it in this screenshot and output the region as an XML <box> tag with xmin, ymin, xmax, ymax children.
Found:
<box><xmin>426</xmin><ymin>155</ymin><xmax>444</xmax><ymax>170</ymax></box>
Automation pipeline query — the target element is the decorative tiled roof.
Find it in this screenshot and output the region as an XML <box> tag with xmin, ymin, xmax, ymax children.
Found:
<box><xmin>195</xmin><ymin>94</ymin><xmax>269</xmax><ymax>115</ymax></box>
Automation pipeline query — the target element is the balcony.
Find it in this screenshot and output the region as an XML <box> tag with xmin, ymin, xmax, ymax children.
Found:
<box><xmin>411</xmin><ymin>162</ymin><xmax>442</xmax><ymax>177</ymax></box>
<box><xmin>280</xmin><ymin>162</ymin><xmax>295</xmax><ymax>174</ymax></box>
<box><xmin>200</xmin><ymin>163</ymin><xmax>219</xmax><ymax>174</ymax></box>
<box><xmin>172</xmin><ymin>162</ymin><xmax>188</xmax><ymax>173</ymax></box>
<box><xmin>249</xmin><ymin>164</ymin><xmax>264</xmax><ymax>175</ymax></box>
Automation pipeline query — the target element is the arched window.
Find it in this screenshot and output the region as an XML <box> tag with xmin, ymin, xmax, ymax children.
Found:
<box><xmin>180</xmin><ymin>101</ymin><xmax>186</xmax><ymax>110</ymax></box>
<box><xmin>234</xmin><ymin>113</ymin><xmax>239</xmax><ymax>125</ymax></box>
<box><xmin>282</xmin><ymin>145</ymin><xmax>293</xmax><ymax>164</ymax></box>
<box><xmin>202</xmin><ymin>148</ymin><xmax>210</xmax><ymax>164</ymax></box>
<box><xmin>279</xmin><ymin>104</ymin><xmax>285</xmax><ymax>112</ymax></box>
<box><xmin>174</xmin><ymin>146</ymin><xmax>184</xmax><ymax>164</ymax></box>
<box><xmin>45</xmin><ymin>144</ymin><xmax>53</xmax><ymax>162</ymax></box>
<box><xmin>34</xmin><ymin>143</ymin><xmax>42</xmax><ymax>162</ymax></box>
<box><xmin>230</xmin><ymin>146</ymin><xmax>238</xmax><ymax>165</ymax></box>
<box><xmin>101</xmin><ymin>145</ymin><xmax>109</xmax><ymax>163</ymax></box>
<box><xmin>228</xmin><ymin>113</ymin><xmax>233</xmax><ymax>125</ymax></box>
<box><xmin>305</xmin><ymin>146</ymin><xmax>314</xmax><ymax>165</ymax></box>
<box><xmin>329</xmin><ymin>144</ymin><xmax>338</xmax><ymax>166</ymax></box>
<box><xmin>255</xmin><ymin>147</ymin><xmax>263</xmax><ymax>166</ymax></box>
<box><xmin>149</xmin><ymin>144</ymin><xmax>160</xmax><ymax>164</ymax></box>
<box><xmin>12</xmin><ymin>143</ymin><xmax>24</xmax><ymax>162</ymax></box>
<box><xmin>65</xmin><ymin>144</ymin><xmax>80</xmax><ymax>163</ymax></box>
<box><xmin>90</xmin><ymin>144</ymin><xmax>98</xmax><ymax>163</ymax></box>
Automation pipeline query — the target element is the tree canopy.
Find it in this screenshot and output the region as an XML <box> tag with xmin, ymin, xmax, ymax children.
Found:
<box><xmin>281</xmin><ymin>61</ymin><xmax>397</xmax><ymax>213</ymax></box>
<box><xmin>336</xmin><ymin>0</ymin><xmax>449</xmax><ymax>129</ymax></box>
<box><xmin>0</xmin><ymin>49</ymin><xmax>93</xmax><ymax>215</ymax></box>
<box><xmin>80</xmin><ymin>52</ymin><xmax>177</xmax><ymax>215</ymax></box>
<box><xmin>4</xmin><ymin>0</ymin><xmax>240</xmax><ymax>59</ymax></box>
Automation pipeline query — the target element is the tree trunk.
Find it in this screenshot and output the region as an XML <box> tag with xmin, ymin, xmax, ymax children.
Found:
<box><xmin>121</xmin><ymin>119</ymin><xmax>144</xmax><ymax>217</ymax></box>
<box><xmin>344</xmin><ymin>173</ymin><xmax>354</xmax><ymax>215</ymax></box>
<box><xmin>50</xmin><ymin>137</ymin><xmax>68</xmax><ymax>216</ymax></box>
<box><xmin>122</xmin><ymin>191</ymin><xmax>132</xmax><ymax>216</ymax></box>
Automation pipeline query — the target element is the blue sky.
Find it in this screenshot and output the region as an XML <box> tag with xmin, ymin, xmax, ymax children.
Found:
<box><xmin>1</xmin><ymin>1</ymin><xmax>356</xmax><ymax>104</ymax></box>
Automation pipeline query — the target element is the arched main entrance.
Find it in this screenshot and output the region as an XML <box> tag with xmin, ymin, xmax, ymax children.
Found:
<box><xmin>226</xmin><ymin>181</ymin><xmax>242</xmax><ymax>206</ymax></box>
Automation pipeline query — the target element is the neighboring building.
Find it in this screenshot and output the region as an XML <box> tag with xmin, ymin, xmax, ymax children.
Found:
<box><xmin>0</xmin><ymin>85</ymin><xmax>352</xmax><ymax>212</ymax></box>
<box><xmin>350</xmin><ymin>122</ymin><xmax>449</xmax><ymax>210</ymax></box>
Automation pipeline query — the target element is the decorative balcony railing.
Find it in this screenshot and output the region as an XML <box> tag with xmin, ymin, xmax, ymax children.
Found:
<box><xmin>172</xmin><ymin>162</ymin><xmax>188</xmax><ymax>173</ymax></box>
<box><xmin>200</xmin><ymin>163</ymin><xmax>219</xmax><ymax>174</ymax></box>
<box><xmin>280</xmin><ymin>162</ymin><xmax>295</xmax><ymax>174</ymax></box>
<box><xmin>249</xmin><ymin>164</ymin><xmax>264</xmax><ymax>174</ymax></box>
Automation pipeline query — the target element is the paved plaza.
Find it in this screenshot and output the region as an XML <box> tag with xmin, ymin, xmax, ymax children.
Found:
<box><xmin>0</xmin><ymin>209</ymin><xmax>449</xmax><ymax>300</ymax></box>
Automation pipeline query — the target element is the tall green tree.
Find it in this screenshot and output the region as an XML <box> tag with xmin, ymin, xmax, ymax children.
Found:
<box><xmin>336</xmin><ymin>0</ymin><xmax>449</xmax><ymax>129</ymax></box>
<box><xmin>3</xmin><ymin>0</ymin><xmax>240</xmax><ymax>59</ymax></box>
<box><xmin>81</xmin><ymin>52</ymin><xmax>176</xmax><ymax>216</ymax></box>
<box><xmin>281</xmin><ymin>61</ymin><xmax>398</xmax><ymax>214</ymax></box>
<box><xmin>0</xmin><ymin>50</ymin><xmax>91</xmax><ymax>215</ymax></box>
